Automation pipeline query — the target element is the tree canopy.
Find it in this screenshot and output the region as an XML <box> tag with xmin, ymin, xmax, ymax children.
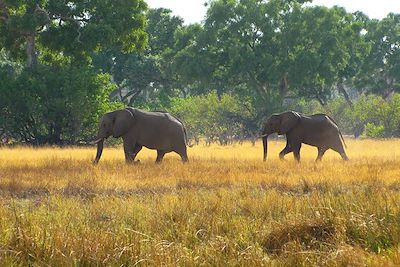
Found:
<box><xmin>1</xmin><ymin>0</ymin><xmax>400</xmax><ymax>144</ymax></box>
<box><xmin>0</xmin><ymin>0</ymin><xmax>148</xmax><ymax>67</ymax></box>
<box><xmin>0</xmin><ymin>0</ymin><xmax>147</xmax><ymax>144</ymax></box>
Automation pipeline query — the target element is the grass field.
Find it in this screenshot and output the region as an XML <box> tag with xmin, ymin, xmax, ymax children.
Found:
<box><xmin>1</xmin><ymin>139</ymin><xmax>400</xmax><ymax>266</ymax></box>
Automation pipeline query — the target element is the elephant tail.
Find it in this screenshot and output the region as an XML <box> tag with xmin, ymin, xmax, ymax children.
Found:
<box><xmin>339</xmin><ymin>130</ymin><xmax>347</xmax><ymax>149</ymax></box>
<box><xmin>327</xmin><ymin>115</ymin><xmax>347</xmax><ymax>149</ymax></box>
<box><xmin>170</xmin><ymin>114</ymin><xmax>192</xmax><ymax>147</ymax></box>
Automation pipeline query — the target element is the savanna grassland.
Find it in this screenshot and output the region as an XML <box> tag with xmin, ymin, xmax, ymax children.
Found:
<box><xmin>1</xmin><ymin>139</ymin><xmax>400</xmax><ymax>266</ymax></box>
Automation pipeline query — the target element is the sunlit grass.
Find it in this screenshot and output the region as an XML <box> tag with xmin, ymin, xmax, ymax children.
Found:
<box><xmin>1</xmin><ymin>139</ymin><xmax>400</xmax><ymax>266</ymax></box>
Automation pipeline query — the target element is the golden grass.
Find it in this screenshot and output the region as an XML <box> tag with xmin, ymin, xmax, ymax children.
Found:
<box><xmin>1</xmin><ymin>139</ymin><xmax>400</xmax><ymax>266</ymax></box>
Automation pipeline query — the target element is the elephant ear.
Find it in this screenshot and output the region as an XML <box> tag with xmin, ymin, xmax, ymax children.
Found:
<box><xmin>112</xmin><ymin>109</ymin><xmax>135</xmax><ymax>138</ymax></box>
<box><xmin>278</xmin><ymin>111</ymin><xmax>301</xmax><ymax>134</ymax></box>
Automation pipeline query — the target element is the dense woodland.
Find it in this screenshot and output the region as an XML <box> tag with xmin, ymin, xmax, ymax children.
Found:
<box><xmin>0</xmin><ymin>0</ymin><xmax>399</xmax><ymax>145</ymax></box>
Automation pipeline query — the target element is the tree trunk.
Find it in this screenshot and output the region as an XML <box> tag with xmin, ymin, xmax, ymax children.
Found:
<box><xmin>337</xmin><ymin>82</ymin><xmax>353</xmax><ymax>106</ymax></box>
<box><xmin>279</xmin><ymin>72</ymin><xmax>288</xmax><ymax>98</ymax></box>
<box><xmin>316</xmin><ymin>95</ymin><xmax>326</xmax><ymax>106</ymax></box>
<box><xmin>263</xmin><ymin>135</ymin><xmax>268</xmax><ymax>161</ymax></box>
<box><xmin>26</xmin><ymin>34</ymin><xmax>37</xmax><ymax>69</ymax></box>
<box><xmin>383</xmin><ymin>78</ymin><xmax>394</xmax><ymax>100</ymax></box>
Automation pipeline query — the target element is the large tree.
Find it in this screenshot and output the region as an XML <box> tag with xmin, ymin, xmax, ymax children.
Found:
<box><xmin>171</xmin><ymin>0</ymin><xmax>368</xmax><ymax>111</ymax></box>
<box><xmin>0</xmin><ymin>0</ymin><xmax>148</xmax><ymax>67</ymax></box>
<box><xmin>286</xmin><ymin>6</ymin><xmax>369</xmax><ymax>105</ymax></box>
<box><xmin>356</xmin><ymin>13</ymin><xmax>400</xmax><ymax>98</ymax></box>
<box><xmin>93</xmin><ymin>8</ymin><xmax>184</xmax><ymax>107</ymax></box>
<box><xmin>171</xmin><ymin>0</ymin><xmax>296</xmax><ymax>113</ymax></box>
<box><xmin>0</xmin><ymin>0</ymin><xmax>148</xmax><ymax>144</ymax></box>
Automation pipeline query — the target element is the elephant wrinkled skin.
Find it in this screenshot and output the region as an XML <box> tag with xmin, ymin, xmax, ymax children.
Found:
<box><xmin>93</xmin><ymin>108</ymin><xmax>189</xmax><ymax>164</ymax></box>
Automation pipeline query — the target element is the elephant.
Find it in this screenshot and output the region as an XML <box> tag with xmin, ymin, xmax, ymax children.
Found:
<box><xmin>261</xmin><ymin>111</ymin><xmax>348</xmax><ymax>162</ymax></box>
<box><xmin>93</xmin><ymin>107</ymin><xmax>189</xmax><ymax>164</ymax></box>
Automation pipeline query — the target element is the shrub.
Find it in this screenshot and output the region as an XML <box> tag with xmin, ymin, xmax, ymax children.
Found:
<box><xmin>365</xmin><ymin>123</ymin><xmax>385</xmax><ymax>138</ymax></box>
<box><xmin>168</xmin><ymin>91</ymin><xmax>256</xmax><ymax>145</ymax></box>
<box><xmin>0</xmin><ymin>64</ymin><xmax>120</xmax><ymax>145</ymax></box>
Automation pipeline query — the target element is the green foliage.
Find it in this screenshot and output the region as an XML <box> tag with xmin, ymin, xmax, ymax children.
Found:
<box><xmin>0</xmin><ymin>64</ymin><xmax>119</xmax><ymax>144</ymax></box>
<box><xmin>2</xmin><ymin>1</ymin><xmax>400</xmax><ymax>144</ymax></box>
<box><xmin>0</xmin><ymin>0</ymin><xmax>148</xmax><ymax>65</ymax></box>
<box><xmin>169</xmin><ymin>0</ymin><xmax>370</xmax><ymax>111</ymax></box>
<box><xmin>365</xmin><ymin>123</ymin><xmax>385</xmax><ymax>138</ymax></box>
<box><xmin>92</xmin><ymin>8</ymin><xmax>184</xmax><ymax>107</ymax></box>
<box><xmin>0</xmin><ymin>0</ymin><xmax>147</xmax><ymax>145</ymax></box>
<box><xmin>168</xmin><ymin>92</ymin><xmax>255</xmax><ymax>145</ymax></box>
<box><xmin>356</xmin><ymin>13</ymin><xmax>400</xmax><ymax>97</ymax></box>
<box><xmin>287</xmin><ymin>6</ymin><xmax>369</xmax><ymax>104</ymax></box>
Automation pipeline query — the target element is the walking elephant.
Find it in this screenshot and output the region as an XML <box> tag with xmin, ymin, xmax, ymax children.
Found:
<box><xmin>261</xmin><ymin>111</ymin><xmax>348</xmax><ymax>162</ymax></box>
<box><xmin>93</xmin><ymin>108</ymin><xmax>189</xmax><ymax>164</ymax></box>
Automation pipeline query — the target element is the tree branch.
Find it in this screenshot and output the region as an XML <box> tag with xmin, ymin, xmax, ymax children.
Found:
<box><xmin>0</xmin><ymin>0</ymin><xmax>9</xmax><ymax>23</ymax></box>
<box><xmin>126</xmin><ymin>89</ymin><xmax>143</xmax><ymax>106</ymax></box>
<box><xmin>50</xmin><ymin>15</ymin><xmax>89</xmax><ymax>23</ymax></box>
<box><xmin>50</xmin><ymin>15</ymin><xmax>85</xmax><ymax>43</ymax></box>
<box><xmin>337</xmin><ymin>82</ymin><xmax>353</xmax><ymax>106</ymax></box>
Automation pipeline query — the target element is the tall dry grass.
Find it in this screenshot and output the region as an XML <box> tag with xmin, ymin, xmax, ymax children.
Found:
<box><xmin>0</xmin><ymin>139</ymin><xmax>400</xmax><ymax>266</ymax></box>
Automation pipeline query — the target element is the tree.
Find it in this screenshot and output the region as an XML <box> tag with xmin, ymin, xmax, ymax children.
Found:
<box><xmin>168</xmin><ymin>91</ymin><xmax>255</xmax><ymax>145</ymax></box>
<box><xmin>0</xmin><ymin>0</ymin><xmax>147</xmax><ymax>144</ymax></box>
<box><xmin>93</xmin><ymin>8</ymin><xmax>184</xmax><ymax>108</ymax></box>
<box><xmin>171</xmin><ymin>0</ymin><xmax>366</xmax><ymax>111</ymax></box>
<box><xmin>356</xmin><ymin>13</ymin><xmax>400</xmax><ymax>98</ymax></box>
<box><xmin>0</xmin><ymin>0</ymin><xmax>148</xmax><ymax>68</ymax></box>
<box><xmin>284</xmin><ymin>6</ymin><xmax>369</xmax><ymax>106</ymax></box>
<box><xmin>0</xmin><ymin>63</ymin><xmax>119</xmax><ymax>144</ymax></box>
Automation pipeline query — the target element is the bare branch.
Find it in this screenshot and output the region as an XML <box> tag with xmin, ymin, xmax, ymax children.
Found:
<box><xmin>50</xmin><ymin>15</ymin><xmax>86</xmax><ymax>43</ymax></box>
<box><xmin>50</xmin><ymin>15</ymin><xmax>89</xmax><ymax>23</ymax></box>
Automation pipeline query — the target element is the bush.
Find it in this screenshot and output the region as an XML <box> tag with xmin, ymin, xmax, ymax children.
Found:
<box><xmin>168</xmin><ymin>91</ymin><xmax>256</xmax><ymax>145</ymax></box>
<box><xmin>365</xmin><ymin>123</ymin><xmax>385</xmax><ymax>138</ymax></box>
<box><xmin>0</xmin><ymin>64</ymin><xmax>120</xmax><ymax>145</ymax></box>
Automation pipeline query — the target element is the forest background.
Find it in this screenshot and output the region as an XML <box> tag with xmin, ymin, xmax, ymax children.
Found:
<box><xmin>1</xmin><ymin>0</ymin><xmax>400</xmax><ymax>145</ymax></box>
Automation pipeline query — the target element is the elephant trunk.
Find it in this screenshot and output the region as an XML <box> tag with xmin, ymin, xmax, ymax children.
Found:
<box><xmin>263</xmin><ymin>135</ymin><xmax>268</xmax><ymax>161</ymax></box>
<box><xmin>93</xmin><ymin>138</ymin><xmax>104</xmax><ymax>164</ymax></box>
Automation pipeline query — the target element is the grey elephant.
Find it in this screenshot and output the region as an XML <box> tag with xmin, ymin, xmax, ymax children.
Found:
<box><xmin>93</xmin><ymin>108</ymin><xmax>189</xmax><ymax>164</ymax></box>
<box><xmin>261</xmin><ymin>111</ymin><xmax>348</xmax><ymax>161</ymax></box>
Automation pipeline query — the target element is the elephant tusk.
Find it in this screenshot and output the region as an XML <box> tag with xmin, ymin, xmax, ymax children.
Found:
<box><xmin>91</xmin><ymin>138</ymin><xmax>103</xmax><ymax>145</ymax></box>
<box><xmin>260</xmin><ymin>134</ymin><xmax>269</xmax><ymax>138</ymax></box>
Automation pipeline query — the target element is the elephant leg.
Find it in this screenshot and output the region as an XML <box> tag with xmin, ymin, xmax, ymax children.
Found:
<box><xmin>156</xmin><ymin>150</ymin><xmax>166</xmax><ymax>163</ymax></box>
<box><xmin>178</xmin><ymin>146</ymin><xmax>189</xmax><ymax>163</ymax></box>
<box><xmin>335</xmin><ymin>148</ymin><xmax>349</xmax><ymax>161</ymax></box>
<box><xmin>292</xmin><ymin>143</ymin><xmax>301</xmax><ymax>162</ymax></box>
<box><xmin>340</xmin><ymin>152</ymin><xmax>349</xmax><ymax>161</ymax></box>
<box><xmin>316</xmin><ymin>147</ymin><xmax>327</xmax><ymax>161</ymax></box>
<box><xmin>331</xmin><ymin>139</ymin><xmax>349</xmax><ymax>161</ymax></box>
<box><xmin>279</xmin><ymin>141</ymin><xmax>292</xmax><ymax>160</ymax></box>
<box><xmin>123</xmin><ymin>138</ymin><xmax>136</xmax><ymax>163</ymax></box>
<box><xmin>132</xmin><ymin>143</ymin><xmax>143</xmax><ymax>162</ymax></box>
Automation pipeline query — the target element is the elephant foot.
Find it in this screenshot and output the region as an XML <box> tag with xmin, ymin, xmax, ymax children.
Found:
<box><xmin>134</xmin><ymin>160</ymin><xmax>141</xmax><ymax>164</ymax></box>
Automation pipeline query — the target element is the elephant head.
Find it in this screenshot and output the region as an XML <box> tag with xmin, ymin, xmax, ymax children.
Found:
<box><xmin>262</xmin><ymin>111</ymin><xmax>300</xmax><ymax>161</ymax></box>
<box><xmin>93</xmin><ymin>108</ymin><xmax>135</xmax><ymax>164</ymax></box>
